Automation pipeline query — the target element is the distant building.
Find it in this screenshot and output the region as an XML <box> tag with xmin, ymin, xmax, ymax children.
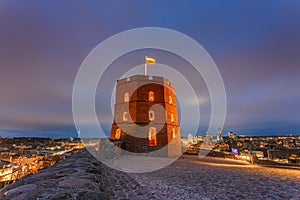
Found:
<box><xmin>0</xmin><ymin>160</ymin><xmax>18</xmax><ymax>188</ymax></box>
<box><xmin>187</xmin><ymin>134</ymin><xmax>194</xmax><ymax>144</ymax></box>
<box><xmin>217</xmin><ymin>128</ymin><xmax>223</xmax><ymax>143</ymax></box>
<box><xmin>228</xmin><ymin>132</ymin><xmax>236</xmax><ymax>139</ymax></box>
<box><xmin>204</xmin><ymin>132</ymin><xmax>213</xmax><ymax>145</ymax></box>
<box><xmin>267</xmin><ymin>148</ymin><xmax>300</xmax><ymax>161</ymax></box>
<box><xmin>194</xmin><ymin>135</ymin><xmax>204</xmax><ymax>144</ymax></box>
<box><xmin>77</xmin><ymin>128</ymin><xmax>80</xmax><ymax>139</ymax></box>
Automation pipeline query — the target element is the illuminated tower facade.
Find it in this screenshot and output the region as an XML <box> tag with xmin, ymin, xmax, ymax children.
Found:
<box><xmin>110</xmin><ymin>75</ymin><xmax>181</xmax><ymax>157</ymax></box>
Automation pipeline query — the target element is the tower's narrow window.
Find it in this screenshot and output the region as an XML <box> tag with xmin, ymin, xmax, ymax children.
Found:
<box><xmin>169</xmin><ymin>95</ymin><xmax>172</xmax><ymax>104</ymax></box>
<box><xmin>124</xmin><ymin>92</ymin><xmax>129</xmax><ymax>102</ymax></box>
<box><xmin>115</xmin><ymin>128</ymin><xmax>121</xmax><ymax>140</ymax></box>
<box><xmin>149</xmin><ymin>91</ymin><xmax>155</xmax><ymax>102</ymax></box>
<box><xmin>172</xmin><ymin>128</ymin><xmax>176</xmax><ymax>139</ymax></box>
<box><xmin>149</xmin><ymin>127</ymin><xmax>157</xmax><ymax>146</ymax></box>
<box><xmin>149</xmin><ymin>110</ymin><xmax>155</xmax><ymax>121</ymax></box>
<box><xmin>123</xmin><ymin>112</ymin><xmax>128</xmax><ymax>121</ymax></box>
<box><xmin>171</xmin><ymin>113</ymin><xmax>174</xmax><ymax>123</ymax></box>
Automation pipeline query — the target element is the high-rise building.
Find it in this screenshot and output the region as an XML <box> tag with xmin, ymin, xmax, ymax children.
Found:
<box><xmin>204</xmin><ymin>131</ymin><xmax>213</xmax><ymax>145</ymax></box>
<box><xmin>217</xmin><ymin>128</ymin><xmax>223</xmax><ymax>142</ymax></box>
<box><xmin>110</xmin><ymin>75</ymin><xmax>181</xmax><ymax>157</ymax></box>
<box><xmin>77</xmin><ymin>128</ymin><xmax>80</xmax><ymax>139</ymax></box>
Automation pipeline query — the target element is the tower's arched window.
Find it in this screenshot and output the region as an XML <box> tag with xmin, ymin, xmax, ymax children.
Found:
<box><xmin>124</xmin><ymin>92</ymin><xmax>129</xmax><ymax>102</ymax></box>
<box><xmin>115</xmin><ymin>128</ymin><xmax>121</xmax><ymax>140</ymax></box>
<box><xmin>123</xmin><ymin>112</ymin><xmax>128</xmax><ymax>121</ymax></box>
<box><xmin>149</xmin><ymin>91</ymin><xmax>155</xmax><ymax>102</ymax></box>
<box><xmin>169</xmin><ymin>95</ymin><xmax>172</xmax><ymax>104</ymax></box>
<box><xmin>149</xmin><ymin>110</ymin><xmax>155</xmax><ymax>121</ymax></box>
<box><xmin>171</xmin><ymin>113</ymin><xmax>174</xmax><ymax>123</ymax></box>
<box><xmin>172</xmin><ymin>128</ymin><xmax>176</xmax><ymax>139</ymax></box>
<box><xmin>149</xmin><ymin>127</ymin><xmax>157</xmax><ymax>146</ymax></box>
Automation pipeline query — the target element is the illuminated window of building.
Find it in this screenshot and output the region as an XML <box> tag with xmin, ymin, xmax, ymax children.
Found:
<box><xmin>149</xmin><ymin>127</ymin><xmax>157</xmax><ymax>146</ymax></box>
<box><xmin>149</xmin><ymin>110</ymin><xmax>155</xmax><ymax>121</ymax></box>
<box><xmin>123</xmin><ymin>112</ymin><xmax>128</xmax><ymax>121</ymax></box>
<box><xmin>115</xmin><ymin>128</ymin><xmax>121</xmax><ymax>140</ymax></box>
<box><xmin>124</xmin><ymin>92</ymin><xmax>129</xmax><ymax>102</ymax></box>
<box><xmin>172</xmin><ymin>128</ymin><xmax>176</xmax><ymax>139</ymax></box>
<box><xmin>149</xmin><ymin>91</ymin><xmax>154</xmax><ymax>102</ymax></box>
<box><xmin>171</xmin><ymin>113</ymin><xmax>174</xmax><ymax>123</ymax></box>
<box><xmin>169</xmin><ymin>95</ymin><xmax>172</xmax><ymax>104</ymax></box>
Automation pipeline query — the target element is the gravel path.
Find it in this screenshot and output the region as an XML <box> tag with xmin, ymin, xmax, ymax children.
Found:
<box><xmin>128</xmin><ymin>155</ymin><xmax>300</xmax><ymax>200</ymax></box>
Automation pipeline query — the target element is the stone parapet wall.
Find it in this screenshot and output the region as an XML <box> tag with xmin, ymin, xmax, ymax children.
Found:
<box><xmin>0</xmin><ymin>148</ymin><xmax>153</xmax><ymax>200</ymax></box>
<box><xmin>0</xmin><ymin>149</ymin><xmax>108</xmax><ymax>200</ymax></box>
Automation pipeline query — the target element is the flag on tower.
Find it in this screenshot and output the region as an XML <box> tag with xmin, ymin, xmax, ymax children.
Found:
<box><xmin>145</xmin><ymin>56</ymin><xmax>156</xmax><ymax>64</ymax></box>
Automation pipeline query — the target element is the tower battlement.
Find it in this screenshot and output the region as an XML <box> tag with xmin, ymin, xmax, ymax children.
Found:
<box><xmin>117</xmin><ymin>75</ymin><xmax>175</xmax><ymax>90</ymax></box>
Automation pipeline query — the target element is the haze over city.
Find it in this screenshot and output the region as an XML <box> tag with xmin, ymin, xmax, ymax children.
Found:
<box><xmin>0</xmin><ymin>1</ymin><xmax>300</xmax><ymax>137</ymax></box>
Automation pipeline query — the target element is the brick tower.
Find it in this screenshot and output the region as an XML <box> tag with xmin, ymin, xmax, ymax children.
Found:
<box><xmin>110</xmin><ymin>75</ymin><xmax>181</xmax><ymax>157</ymax></box>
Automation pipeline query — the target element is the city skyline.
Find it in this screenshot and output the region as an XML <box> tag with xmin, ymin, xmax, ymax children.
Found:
<box><xmin>1</xmin><ymin>1</ymin><xmax>300</xmax><ymax>137</ymax></box>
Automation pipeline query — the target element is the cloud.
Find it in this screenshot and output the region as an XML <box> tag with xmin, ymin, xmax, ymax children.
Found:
<box><xmin>0</xmin><ymin>1</ymin><xmax>300</xmax><ymax>136</ymax></box>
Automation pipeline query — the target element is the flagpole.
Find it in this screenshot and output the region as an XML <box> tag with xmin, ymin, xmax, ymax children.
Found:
<box><xmin>145</xmin><ymin>57</ymin><xmax>147</xmax><ymax>75</ymax></box>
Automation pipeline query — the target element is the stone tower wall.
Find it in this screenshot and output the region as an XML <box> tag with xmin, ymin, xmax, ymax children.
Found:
<box><xmin>110</xmin><ymin>75</ymin><xmax>181</xmax><ymax>157</ymax></box>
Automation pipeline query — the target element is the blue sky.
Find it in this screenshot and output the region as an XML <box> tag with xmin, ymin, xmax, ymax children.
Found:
<box><xmin>0</xmin><ymin>1</ymin><xmax>299</xmax><ymax>137</ymax></box>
